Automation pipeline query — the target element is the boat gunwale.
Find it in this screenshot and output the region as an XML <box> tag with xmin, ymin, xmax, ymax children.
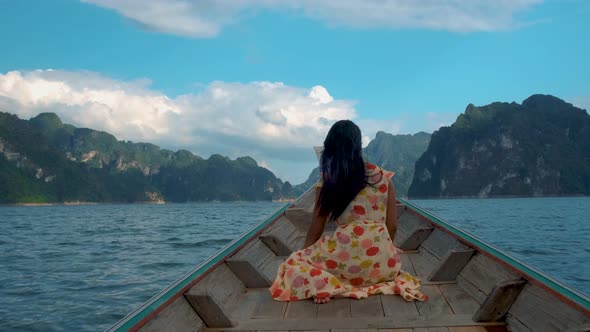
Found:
<box><xmin>105</xmin><ymin>198</ymin><xmax>297</xmax><ymax>332</ymax></box>
<box><xmin>107</xmin><ymin>190</ymin><xmax>588</xmax><ymax>332</ymax></box>
<box><xmin>400</xmin><ymin>197</ymin><xmax>590</xmax><ymax>315</ymax></box>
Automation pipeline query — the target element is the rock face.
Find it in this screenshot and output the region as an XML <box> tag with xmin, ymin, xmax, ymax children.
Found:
<box><xmin>364</xmin><ymin>131</ymin><xmax>431</xmax><ymax>197</ymax></box>
<box><xmin>408</xmin><ymin>94</ymin><xmax>590</xmax><ymax>198</ymax></box>
<box><xmin>0</xmin><ymin>112</ymin><xmax>289</xmax><ymax>203</ymax></box>
<box><xmin>293</xmin><ymin>166</ymin><xmax>321</xmax><ymax>195</ymax></box>
<box><xmin>294</xmin><ymin>132</ymin><xmax>431</xmax><ymax>197</ymax></box>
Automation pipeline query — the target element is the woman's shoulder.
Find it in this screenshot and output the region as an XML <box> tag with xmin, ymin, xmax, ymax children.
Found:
<box><xmin>365</xmin><ymin>162</ymin><xmax>395</xmax><ymax>181</ymax></box>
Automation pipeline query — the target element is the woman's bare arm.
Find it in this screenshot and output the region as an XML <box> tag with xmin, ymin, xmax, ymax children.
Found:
<box><xmin>385</xmin><ymin>179</ymin><xmax>398</xmax><ymax>243</ymax></box>
<box><xmin>302</xmin><ymin>188</ymin><xmax>328</xmax><ymax>249</ymax></box>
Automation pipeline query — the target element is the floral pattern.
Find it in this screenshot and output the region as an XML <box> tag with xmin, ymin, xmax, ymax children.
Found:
<box><xmin>269</xmin><ymin>163</ymin><xmax>427</xmax><ymax>302</ymax></box>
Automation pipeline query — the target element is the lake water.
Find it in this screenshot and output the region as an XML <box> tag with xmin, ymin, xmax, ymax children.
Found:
<box><xmin>0</xmin><ymin>198</ymin><xmax>588</xmax><ymax>331</ymax></box>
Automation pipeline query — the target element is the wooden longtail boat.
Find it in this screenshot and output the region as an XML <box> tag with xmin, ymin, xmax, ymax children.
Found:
<box><xmin>107</xmin><ymin>188</ymin><xmax>590</xmax><ymax>332</ymax></box>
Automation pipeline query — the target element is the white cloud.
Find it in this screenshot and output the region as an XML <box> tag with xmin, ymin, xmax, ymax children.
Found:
<box><xmin>0</xmin><ymin>69</ymin><xmax>471</xmax><ymax>183</ymax></box>
<box><xmin>0</xmin><ymin>69</ymin><xmax>358</xmax><ymax>183</ymax></box>
<box><xmin>83</xmin><ymin>0</ymin><xmax>542</xmax><ymax>38</ymax></box>
<box><xmin>0</xmin><ymin>70</ymin><xmax>180</xmax><ymax>140</ymax></box>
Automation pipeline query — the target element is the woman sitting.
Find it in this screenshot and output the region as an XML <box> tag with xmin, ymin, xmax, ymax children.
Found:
<box><xmin>269</xmin><ymin>120</ymin><xmax>427</xmax><ymax>303</ymax></box>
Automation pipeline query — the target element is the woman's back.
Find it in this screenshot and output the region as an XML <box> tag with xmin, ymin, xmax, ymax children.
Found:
<box><xmin>269</xmin><ymin>120</ymin><xmax>426</xmax><ymax>303</ymax></box>
<box><xmin>330</xmin><ymin>162</ymin><xmax>394</xmax><ymax>226</ymax></box>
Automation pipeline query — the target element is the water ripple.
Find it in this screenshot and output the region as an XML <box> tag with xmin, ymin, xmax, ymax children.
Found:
<box><xmin>0</xmin><ymin>201</ymin><xmax>284</xmax><ymax>331</ymax></box>
<box><xmin>169</xmin><ymin>238</ymin><xmax>234</xmax><ymax>249</ymax></box>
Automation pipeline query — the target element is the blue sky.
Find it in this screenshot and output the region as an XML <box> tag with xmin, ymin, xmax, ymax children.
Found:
<box><xmin>0</xmin><ymin>0</ymin><xmax>589</xmax><ymax>183</ymax></box>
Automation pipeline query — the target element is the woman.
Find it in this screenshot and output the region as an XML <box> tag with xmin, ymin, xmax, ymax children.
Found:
<box><xmin>269</xmin><ymin>120</ymin><xmax>427</xmax><ymax>303</ymax></box>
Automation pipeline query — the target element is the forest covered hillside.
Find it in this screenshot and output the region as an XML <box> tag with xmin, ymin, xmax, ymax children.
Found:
<box><xmin>408</xmin><ymin>94</ymin><xmax>590</xmax><ymax>198</ymax></box>
<box><xmin>0</xmin><ymin>112</ymin><xmax>292</xmax><ymax>203</ymax></box>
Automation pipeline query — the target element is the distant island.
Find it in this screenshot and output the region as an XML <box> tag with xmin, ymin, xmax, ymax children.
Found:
<box><xmin>0</xmin><ymin>112</ymin><xmax>293</xmax><ymax>203</ymax></box>
<box><xmin>409</xmin><ymin>94</ymin><xmax>590</xmax><ymax>198</ymax></box>
<box><xmin>2</xmin><ymin>94</ymin><xmax>588</xmax><ymax>204</ymax></box>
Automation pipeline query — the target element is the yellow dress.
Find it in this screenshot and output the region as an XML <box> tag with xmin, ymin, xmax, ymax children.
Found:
<box><xmin>269</xmin><ymin>163</ymin><xmax>427</xmax><ymax>301</ymax></box>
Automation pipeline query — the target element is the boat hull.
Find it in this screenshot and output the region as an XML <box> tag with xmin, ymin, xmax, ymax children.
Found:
<box><xmin>107</xmin><ymin>188</ymin><xmax>590</xmax><ymax>332</ymax></box>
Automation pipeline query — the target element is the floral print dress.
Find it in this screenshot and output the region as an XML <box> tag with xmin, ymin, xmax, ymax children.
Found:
<box><xmin>269</xmin><ymin>163</ymin><xmax>427</xmax><ymax>302</ymax></box>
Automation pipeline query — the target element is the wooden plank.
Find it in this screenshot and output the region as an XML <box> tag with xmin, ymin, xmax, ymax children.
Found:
<box><xmin>506</xmin><ymin>284</ymin><xmax>589</xmax><ymax>331</ymax></box>
<box><xmin>260</xmin><ymin>256</ymin><xmax>283</xmax><ymax>282</ymax></box>
<box><xmin>504</xmin><ymin>315</ymin><xmax>533</xmax><ymax>332</ymax></box>
<box><xmin>565</xmin><ymin>323</ymin><xmax>590</xmax><ymax>332</ymax></box>
<box><xmin>482</xmin><ymin>327</ymin><xmax>509</xmax><ymax>332</ymax></box>
<box><xmin>396</xmin><ymin>203</ymin><xmax>407</xmax><ymax>219</ymax></box>
<box><xmin>414</xmin><ymin>328</ymin><xmax>450</xmax><ymax>332</ymax></box>
<box><xmin>284</xmin><ymin>300</ymin><xmax>318</xmax><ymax>318</ymax></box>
<box><xmin>379</xmin><ymin>329</ymin><xmax>413</xmax><ymax>332</ymax></box>
<box><xmin>400</xmin><ymin>253</ymin><xmax>417</xmax><ymax>275</ymax></box>
<box><xmin>473</xmin><ymin>279</ymin><xmax>526</xmax><ymax>322</ymax></box>
<box><xmin>351</xmin><ymin>295</ymin><xmax>384</xmax><ymax>317</ymax></box>
<box><xmin>187</xmin><ymin>264</ymin><xmax>245</xmax><ymax>308</ymax></box>
<box><xmin>381</xmin><ymin>294</ymin><xmax>420</xmax><ymax>320</ymax></box>
<box><xmin>317</xmin><ymin>298</ymin><xmax>350</xmax><ymax>318</ymax></box>
<box><xmin>263</xmin><ymin>215</ymin><xmax>289</xmax><ymax>233</ymax></box>
<box><xmin>393</xmin><ymin>229</ymin><xmax>408</xmax><ymax>247</ymax></box>
<box><xmin>293</xmin><ymin>189</ymin><xmax>316</xmax><ymax>213</ymax></box>
<box><xmin>289</xmin><ymin>236</ymin><xmax>305</xmax><ymax>252</ymax></box>
<box><xmin>263</xmin><ymin>216</ymin><xmax>299</xmax><ymax>243</ymax></box>
<box><xmin>216</xmin><ymin>315</ymin><xmax>506</xmax><ymax>330</ymax></box>
<box><xmin>429</xmin><ymin>249</ymin><xmax>475</xmax><ymax>282</ymax></box>
<box><xmin>439</xmin><ymin>284</ymin><xmax>480</xmax><ymax>315</ymax></box>
<box><xmin>229</xmin><ymin>289</ymin><xmax>264</xmax><ymax>320</ymax></box>
<box><xmin>260</xmin><ymin>235</ymin><xmax>292</xmax><ymax>256</ymax></box>
<box><xmin>285</xmin><ymin>208</ymin><xmax>313</xmax><ymax>232</ymax></box>
<box><xmin>397</xmin><ymin>212</ymin><xmax>431</xmax><ymax>234</ymax></box>
<box><xmin>138</xmin><ymin>296</ymin><xmax>204</xmax><ymax>332</ymax></box>
<box><xmin>229</xmin><ymin>239</ymin><xmax>276</xmax><ymax>287</ymax></box>
<box><xmin>458</xmin><ymin>253</ymin><xmax>519</xmax><ymax>296</ymax></box>
<box><xmin>521</xmin><ymin>283</ymin><xmax>589</xmax><ymax>323</ymax></box>
<box><xmin>399</xmin><ymin>227</ymin><xmax>434</xmax><ymax>251</ymax></box>
<box><xmin>226</xmin><ymin>260</ymin><xmax>272</xmax><ymax>288</ymax></box>
<box><xmin>407</xmin><ymin>250</ymin><xmax>439</xmax><ymax>279</ymax></box>
<box><xmin>448</xmin><ymin>327</ymin><xmax>487</xmax><ymax>332</ymax></box>
<box><xmin>455</xmin><ymin>275</ymin><xmax>486</xmax><ymax>305</ymax></box>
<box><xmin>252</xmin><ymin>290</ymin><xmax>287</xmax><ymax>319</ymax></box>
<box><xmin>231</xmin><ymin>239</ymin><xmax>275</xmax><ymax>267</ymax></box>
<box><xmin>415</xmin><ymin>285</ymin><xmax>453</xmax><ymax>317</ymax></box>
<box><xmin>421</xmin><ymin>228</ymin><xmax>470</xmax><ymax>259</ymax></box>
<box><xmin>332</xmin><ymin>329</ymin><xmax>378</xmax><ymax>332</ymax></box>
<box><xmin>184</xmin><ymin>294</ymin><xmax>234</xmax><ymax>328</ymax></box>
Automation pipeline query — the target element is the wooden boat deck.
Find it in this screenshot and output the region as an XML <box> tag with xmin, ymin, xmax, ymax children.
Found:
<box><xmin>215</xmin><ymin>255</ymin><xmax>508</xmax><ymax>332</ymax></box>
<box><xmin>109</xmin><ymin>188</ymin><xmax>590</xmax><ymax>332</ymax></box>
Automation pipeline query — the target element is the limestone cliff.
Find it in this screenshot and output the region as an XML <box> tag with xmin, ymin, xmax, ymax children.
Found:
<box><xmin>0</xmin><ymin>112</ymin><xmax>288</xmax><ymax>203</ymax></box>
<box><xmin>408</xmin><ymin>95</ymin><xmax>590</xmax><ymax>198</ymax></box>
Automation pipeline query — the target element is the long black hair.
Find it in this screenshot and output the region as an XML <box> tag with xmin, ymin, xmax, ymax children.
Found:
<box><xmin>318</xmin><ymin>120</ymin><xmax>367</xmax><ymax>220</ymax></box>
